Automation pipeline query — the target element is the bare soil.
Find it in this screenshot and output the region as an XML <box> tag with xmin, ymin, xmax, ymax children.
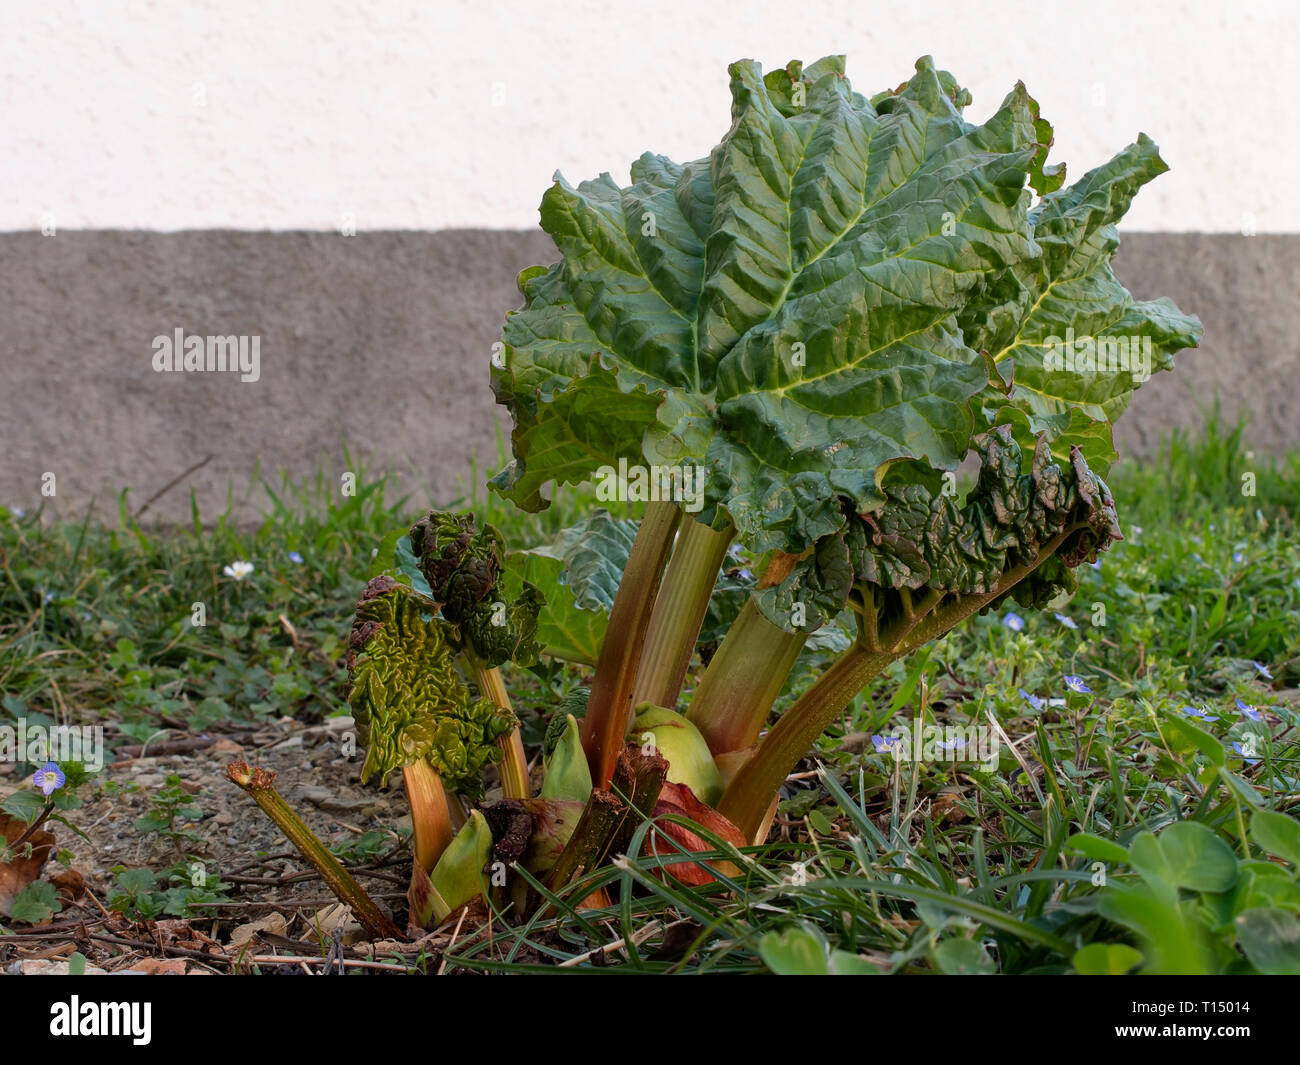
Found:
<box><xmin>0</xmin><ymin>716</ymin><xmax>479</xmax><ymax>974</ymax></box>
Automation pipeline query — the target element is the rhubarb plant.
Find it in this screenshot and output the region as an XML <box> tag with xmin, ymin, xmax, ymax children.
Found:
<box><xmin>233</xmin><ymin>54</ymin><xmax>1201</xmax><ymax>936</ymax></box>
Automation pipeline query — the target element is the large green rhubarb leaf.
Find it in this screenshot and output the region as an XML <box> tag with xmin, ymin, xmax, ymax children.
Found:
<box><xmin>492</xmin><ymin>55</ymin><xmax>1200</xmax><ymax>554</ymax></box>
<box><xmin>964</xmin><ymin>135</ymin><xmax>1203</xmax><ymax>474</ymax></box>
<box><xmin>493</xmin><ymin>56</ymin><xmax>1045</xmax><ymax>554</ymax></box>
<box><xmin>504</xmin><ymin>510</ymin><xmax>638</xmax><ymax>663</ymax></box>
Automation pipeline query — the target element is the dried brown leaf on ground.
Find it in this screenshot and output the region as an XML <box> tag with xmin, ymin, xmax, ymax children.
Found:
<box><xmin>228</xmin><ymin>912</ymin><xmax>288</xmax><ymax>947</ymax></box>
<box><xmin>152</xmin><ymin>918</ymin><xmax>225</xmax><ymax>955</ymax></box>
<box><xmin>119</xmin><ymin>957</ymin><xmax>192</xmax><ymax>975</ymax></box>
<box><xmin>0</xmin><ymin>810</ymin><xmax>55</xmax><ymax>918</ymax></box>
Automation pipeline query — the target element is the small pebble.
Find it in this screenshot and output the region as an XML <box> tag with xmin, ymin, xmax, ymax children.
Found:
<box><xmin>298</xmin><ymin>786</ymin><xmax>335</xmax><ymax>806</ymax></box>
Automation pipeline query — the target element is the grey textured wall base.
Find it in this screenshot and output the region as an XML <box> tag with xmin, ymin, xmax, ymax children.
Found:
<box><xmin>2</xmin><ymin>230</ymin><xmax>1294</xmax><ymax>523</ymax></box>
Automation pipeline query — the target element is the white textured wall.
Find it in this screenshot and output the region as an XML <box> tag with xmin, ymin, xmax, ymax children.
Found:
<box><xmin>2</xmin><ymin>0</ymin><xmax>1293</xmax><ymax>232</ymax></box>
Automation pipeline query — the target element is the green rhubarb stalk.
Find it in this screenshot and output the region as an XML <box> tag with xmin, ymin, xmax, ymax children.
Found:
<box><xmin>717</xmin><ymin>643</ymin><xmax>894</xmax><ymax>842</ymax></box>
<box><xmin>580</xmin><ymin>500</ymin><xmax>681</xmax><ymax>787</ymax></box>
<box><xmin>718</xmin><ymin>528</ymin><xmax>1078</xmax><ymax>843</ymax></box>
<box><xmin>497</xmin><ymin>730</ymin><xmax>530</xmax><ymax>800</ymax></box>
<box><xmin>472</xmin><ymin>659</ymin><xmax>531</xmax><ymax>800</ymax></box>
<box><xmin>402</xmin><ymin>758</ymin><xmax>455</xmax><ymax>873</ymax></box>
<box><xmin>630</xmin><ymin>516</ymin><xmax>734</xmax><ymax>711</ymax></box>
<box><xmin>227</xmin><ymin>761</ymin><xmax>402</xmax><ymax>940</ymax></box>
<box><xmin>686</xmin><ymin>597</ymin><xmax>807</xmax><ymax>757</ymax></box>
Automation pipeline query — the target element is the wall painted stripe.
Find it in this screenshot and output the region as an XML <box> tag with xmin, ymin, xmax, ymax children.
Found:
<box><xmin>2</xmin><ymin>230</ymin><xmax>1293</xmax><ymax>522</ymax></box>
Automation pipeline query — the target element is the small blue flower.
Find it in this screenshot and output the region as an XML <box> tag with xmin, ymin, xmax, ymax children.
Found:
<box><xmin>43</xmin><ymin>592</ymin><xmax>55</xmax><ymax>604</ymax></box>
<box><xmin>1002</xmin><ymin>612</ymin><xmax>1025</xmax><ymax>632</ymax></box>
<box><xmin>737</xmin><ymin>568</ymin><xmax>753</xmax><ymax>581</ymax></box>
<box><xmin>34</xmin><ymin>761</ymin><xmax>65</xmax><ymax>796</ymax></box>
<box><xmin>1253</xmin><ymin>661</ymin><xmax>1273</xmax><ymax>681</ymax></box>
<box><xmin>12</xmin><ymin>507</ymin><xmax>25</xmax><ymax>518</ymax></box>
<box><xmin>1231</xmin><ymin>741</ymin><xmax>1260</xmax><ymax>766</ymax></box>
<box><xmin>1232</xmin><ymin>551</ymin><xmax>1245</xmax><ymax>564</ymax></box>
<box><xmin>1064</xmin><ymin>675</ymin><xmax>1092</xmax><ymax>694</ymax></box>
<box><xmin>288</xmin><ymin>551</ymin><xmax>305</xmax><ymax>565</ymax></box>
<box><xmin>1180</xmin><ymin>705</ymin><xmax>1220</xmax><ymax>723</ymax></box>
<box><xmin>1235</xmin><ymin>698</ymin><xmax>1263</xmax><ymax>721</ymax></box>
<box><xmin>871</xmin><ymin>734</ymin><xmax>902</xmax><ymax>755</ymax></box>
<box><xmin>1019</xmin><ymin>689</ymin><xmax>1045</xmax><ymax>712</ymax></box>
<box><xmin>1054</xmin><ymin>613</ymin><xmax>1078</xmax><ymax>631</ymax></box>
<box><xmin>937</xmin><ymin>735</ymin><xmax>967</xmax><ymax>751</ymax></box>
<box><xmin>1089</xmin><ymin>558</ymin><xmax>1102</xmax><ymax>571</ymax></box>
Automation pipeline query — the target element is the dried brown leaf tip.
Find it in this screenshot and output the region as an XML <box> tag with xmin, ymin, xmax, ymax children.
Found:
<box><xmin>226</xmin><ymin>761</ymin><xmax>276</xmax><ymax>790</ymax></box>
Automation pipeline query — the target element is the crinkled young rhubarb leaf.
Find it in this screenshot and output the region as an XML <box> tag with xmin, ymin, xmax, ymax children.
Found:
<box><xmin>752</xmin><ymin>528</ymin><xmax>854</xmax><ymax>634</ymax></box>
<box><xmin>409</xmin><ymin>511</ymin><xmax>503</xmax><ymax>622</ymax></box>
<box><xmin>991</xmin><ymin>404</ymin><xmax>1119</xmax><ymax>475</ymax></box>
<box><xmin>850</xmin><ymin>425</ymin><xmax>1120</xmax><ymax>595</ymax></box>
<box><xmin>753</xmin><ymin>425</ymin><xmax>1122</xmax><ymax>632</ymax></box>
<box><xmin>408</xmin><ymin>510</ymin><xmax>544</xmax><ymax>668</ymax></box>
<box><xmin>346</xmin><ymin>577</ymin><xmax>517</xmax><ymax>795</ymax></box>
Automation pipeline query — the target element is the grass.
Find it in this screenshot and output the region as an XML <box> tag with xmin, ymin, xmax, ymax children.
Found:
<box><xmin>2</xmin><ymin>409</ymin><xmax>1298</xmax><ymax>974</ymax></box>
